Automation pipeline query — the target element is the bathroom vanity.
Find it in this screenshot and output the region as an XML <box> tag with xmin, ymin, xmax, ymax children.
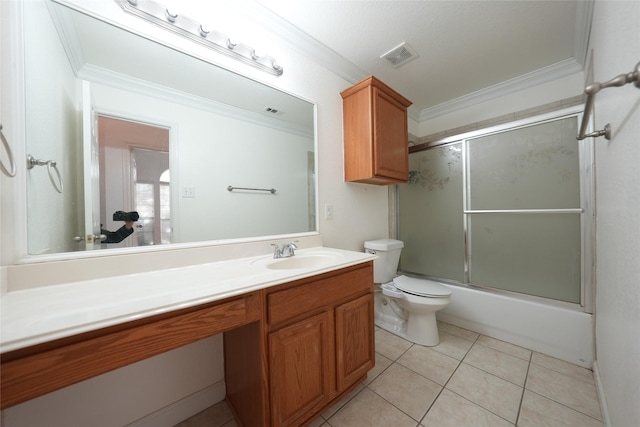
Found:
<box><xmin>0</xmin><ymin>248</ymin><xmax>375</xmax><ymax>427</ymax></box>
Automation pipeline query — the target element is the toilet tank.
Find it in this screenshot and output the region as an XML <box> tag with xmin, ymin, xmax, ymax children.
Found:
<box><xmin>364</xmin><ymin>239</ymin><xmax>404</xmax><ymax>283</ymax></box>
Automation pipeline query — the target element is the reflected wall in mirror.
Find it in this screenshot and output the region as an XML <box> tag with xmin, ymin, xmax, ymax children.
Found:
<box><xmin>23</xmin><ymin>0</ymin><xmax>316</xmax><ymax>256</ymax></box>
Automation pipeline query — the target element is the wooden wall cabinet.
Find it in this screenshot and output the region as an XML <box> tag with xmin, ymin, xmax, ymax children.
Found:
<box><xmin>265</xmin><ymin>263</ymin><xmax>374</xmax><ymax>427</ymax></box>
<box><xmin>341</xmin><ymin>75</ymin><xmax>412</xmax><ymax>185</ymax></box>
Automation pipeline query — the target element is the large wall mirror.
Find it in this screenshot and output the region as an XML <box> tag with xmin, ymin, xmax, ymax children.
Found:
<box><xmin>23</xmin><ymin>0</ymin><xmax>316</xmax><ymax>256</ymax></box>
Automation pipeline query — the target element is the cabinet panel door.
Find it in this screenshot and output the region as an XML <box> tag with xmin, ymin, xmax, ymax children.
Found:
<box><xmin>373</xmin><ymin>87</ymin><xmax>409</xmax><ymax>181</ymax></box>
<box><xmin>335</xmin><ymin>293</ymin><xmax>375</xmax><ymax>391</ymax></box>
<box><xmin>269</xmin><ymin>312</ymin><xmax>331</xmax><ymax>427</ymax></box>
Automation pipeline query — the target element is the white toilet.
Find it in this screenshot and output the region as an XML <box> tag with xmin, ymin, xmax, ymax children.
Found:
<box><xmin>365</xmin><ymin>239</ymin><xmax>452</xmax><ymax>346</ymax></box>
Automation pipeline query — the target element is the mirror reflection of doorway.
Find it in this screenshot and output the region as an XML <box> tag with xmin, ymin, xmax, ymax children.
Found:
<box><xmin>132</xmin><ymin>149</ymin><xmax>170</xmax><ymax>246</ymax></box>
<box><xmin>98</xmin><ymin>116</ymin><xmax>170</xmax><ymax>248</ymax></box>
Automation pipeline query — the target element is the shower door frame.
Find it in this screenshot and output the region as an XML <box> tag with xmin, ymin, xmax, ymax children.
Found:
<box><xmin>395</xmin><ymin>106</ymin><xmax>595</xmax><ymax>313</ymax></box>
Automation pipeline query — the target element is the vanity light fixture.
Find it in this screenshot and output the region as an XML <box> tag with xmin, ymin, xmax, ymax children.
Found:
<box><xmin>116</xmin><ymin>0</ymin><xmax>283</xmax><ymax>76</ymax></box>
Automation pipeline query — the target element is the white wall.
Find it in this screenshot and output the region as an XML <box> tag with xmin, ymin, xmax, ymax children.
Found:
<box><xmin>589</xmin><ymin>1</ymin><xmax>640</xmax><ymax>426</ymax></box>
<box><xmin>23</xmin><ymin>1</ymin><xmax>82</xmax><ymax>255</ymax></box>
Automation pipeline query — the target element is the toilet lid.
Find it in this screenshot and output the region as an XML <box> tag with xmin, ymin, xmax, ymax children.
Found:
<box><xmin>393</xmin><ymin>275</ymin><xmax>452</xmax><ymax>297</ymax></box>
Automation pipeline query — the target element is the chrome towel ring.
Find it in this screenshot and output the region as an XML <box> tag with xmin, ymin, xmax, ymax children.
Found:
<box><xmin>0</xmin><ymin>124</ymin><xmax>17</xmax><ymax>177</ymax></box>
<box><xmin>27</xmin><ymin>154</ymin><xmax>64</xmax><ymax>193</ymax></box>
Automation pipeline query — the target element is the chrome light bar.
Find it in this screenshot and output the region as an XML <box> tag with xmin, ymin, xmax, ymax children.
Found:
<box><xmin>116</xmin><ymin>0</ymin><xmax>283</xmax><ymax>76</ymax></box>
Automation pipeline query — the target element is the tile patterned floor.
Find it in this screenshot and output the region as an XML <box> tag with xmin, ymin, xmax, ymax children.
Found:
<box><xmin>174</xmin><ymin>322</ymin><xmax>603</xmax><ymax>427</ymax></box>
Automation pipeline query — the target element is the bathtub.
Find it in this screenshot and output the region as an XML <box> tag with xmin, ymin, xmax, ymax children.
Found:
<box><xmin>434</xmin><ymin>283</ymin><xmax>594</xmax><ymax>368</ymax></box>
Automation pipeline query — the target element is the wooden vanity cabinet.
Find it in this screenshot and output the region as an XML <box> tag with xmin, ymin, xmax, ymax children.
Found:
<box><xmin>1</xmin><ymin>262</ymin><xmax>373</xmax><ymax>427</ymax></box>
<box><xmin>341</xmin><ymin>75</ymin><xmax>412</xmax><ymax>185</ymax></box>
<box><xmin>265</xmin><ymin>262</ymin><xmax>374</xmax><ymax>427</ymax></box>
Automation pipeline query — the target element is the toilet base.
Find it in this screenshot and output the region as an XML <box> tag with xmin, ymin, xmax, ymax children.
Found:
<box><xmin>375</xmin><ymin>312</ymin><xmax>441</xmax><ymax>347</ymax></box>
<box><xmin>374</xmin><ymin>284</ymin><xmax>447</xmax><ymax>347</ymax></box>
<box><xmin>375</xmin><ymin>319</ymin><xmax>409</xmax><ymax>340</ymax></box>
<box><xmin>375</xmin><ymin>312</ymin><xmax>406</xmax><ymax>335</ymax></box>
<box><xmin>405</xmin><ymin>312</ymin><xmax>440</xmax><ymax>346</ymax></box>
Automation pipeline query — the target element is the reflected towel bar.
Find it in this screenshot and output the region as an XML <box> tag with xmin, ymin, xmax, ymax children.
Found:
<box><xmin>227</xmin><ymin>185</ymin><xmax>276</xmax><ymax>194</ymax></box>
<box><xmin>464</xmin><ymin>209</ymin><xmax>583</xmax><ymax>215</ymax></box>
<box><xmin>577</xmin><ymin>61</ymin><xmax>640</xmax><ymax>141</ymax></box>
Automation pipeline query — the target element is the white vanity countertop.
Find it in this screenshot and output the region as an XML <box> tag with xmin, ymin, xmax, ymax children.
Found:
<box><xmin>0</xmin><ymin>247</ymin><xmax>375</xmax><ymax>353</ymax></box>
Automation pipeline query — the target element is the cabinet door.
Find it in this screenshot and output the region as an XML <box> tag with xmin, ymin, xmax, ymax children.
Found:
<box><xmin>335</xmin><ymin>293</ymin><xmax>375</xmax><ymax>391</ymax></box>
<box><xmin>373</xmin><ymin>87</ymin><xmax>409</xmax><ymax>182</ymax></box>
<box><xmin>269</xmin><ymin>312</ymin><xmax>331</xmax><ymax>427</ymax></box>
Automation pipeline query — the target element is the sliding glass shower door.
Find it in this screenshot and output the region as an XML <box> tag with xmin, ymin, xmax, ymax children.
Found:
<box><xmin>398</xmin><ymin>143</ymin><xmax>465</xmax><ymax>282</ymax></box>
<box><xmin>398</xmin><ymin>113</ymin><xmax>590</xmax><ymax>305</ymax></box>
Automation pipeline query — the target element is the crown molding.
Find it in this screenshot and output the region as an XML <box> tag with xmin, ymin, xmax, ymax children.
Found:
<box><xmin>573</xmin><ymin>0</ymin><xmax>595</xmax><ymax>68</ymax></box>
<box><xmin>78</xmin><ymin>64</ymin><xmax>313</xmax><ymax>138</ymax></box>
<box><xmin>243</xmin><ymin>1</ymin><xmax>367</xmax><ymax>84</ymax></box>
<box><xmin>46</xmin><ymin>0</ymin><xmax>85</xmax><ymax>75</ymax></box>
<box><xmin>418</xmin><ymin>58</ymin><xmax>583</xmax><ymax>121</ymax></box>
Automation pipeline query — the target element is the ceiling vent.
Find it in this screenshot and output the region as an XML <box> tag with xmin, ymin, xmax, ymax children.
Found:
<box><xmin>380</xmin><ymin>42</ymin><xmax>418</xmax><ymax>68</ymax></box>
<box><xmin>263</xmin><ymin>106</ymin><xmax>283</xmax><ymax>116</ymax></box>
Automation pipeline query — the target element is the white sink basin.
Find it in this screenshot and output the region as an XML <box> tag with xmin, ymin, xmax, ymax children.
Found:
<box><xmin>251</xmin><ymin>249</ymin><xmax>344</xmax><ymax>270</ymax></box>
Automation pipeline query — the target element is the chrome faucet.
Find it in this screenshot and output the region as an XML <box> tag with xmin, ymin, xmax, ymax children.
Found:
<box><xmin>271</xmin><ymin>241</ymin><xmax>298</xmax><ymax>258</ymax></box>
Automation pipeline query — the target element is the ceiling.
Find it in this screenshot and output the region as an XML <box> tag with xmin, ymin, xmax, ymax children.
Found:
<box><xmin>253</xmin><ymin>0</ymin><xmax>592</xmax><ymax>120</ymax></box>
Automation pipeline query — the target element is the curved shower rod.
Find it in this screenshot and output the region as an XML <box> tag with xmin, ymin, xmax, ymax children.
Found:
<box><xmin>577</xmin><ymin>61</ymin><xmax>640</xmax><ymax>141</ymax></box>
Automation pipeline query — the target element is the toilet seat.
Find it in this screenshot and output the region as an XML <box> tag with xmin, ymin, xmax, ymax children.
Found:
<box><xmin>392</xmin><ymin>275</ymin><xmax>452</xmax><ymax>298</ymax></box>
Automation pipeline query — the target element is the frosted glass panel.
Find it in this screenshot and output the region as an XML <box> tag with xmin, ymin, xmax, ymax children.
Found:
<box><xmin>398</xmin><ymin>143</ymin><xmax>464</xmax><ymax>282</ymax></box>
<box><xmin>468</xmin><ymin>117</ymin><xmax>579</xmax><ymax>210</ymax></box>
<box><xmin>468</xmin><ymin>213</ymin><xmax>581</xmax><ymax>303</ymax></box>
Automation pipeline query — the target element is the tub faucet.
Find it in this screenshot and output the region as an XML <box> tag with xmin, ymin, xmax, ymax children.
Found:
<box><xmin>271</xmin><ymin>241</ymin><xmax>298</xmax><ymax>258</ymax></box>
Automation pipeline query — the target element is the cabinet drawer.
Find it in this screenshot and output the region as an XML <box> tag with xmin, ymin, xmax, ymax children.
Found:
<box><xmin>268</xmin><ymin>265</ymin><xmax>372</xmax><ymax>325</ymax></box>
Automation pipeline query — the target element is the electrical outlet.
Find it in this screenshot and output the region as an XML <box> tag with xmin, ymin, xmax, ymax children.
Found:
<box><xmin>324</xmin><ymin>204</ymin><xmax>333</xmax><ymax>219</ymax></box>
<box><xmin>182</xmin><ymin>186</ymin><xmax>195</xmax><ymax>198</ymax></box>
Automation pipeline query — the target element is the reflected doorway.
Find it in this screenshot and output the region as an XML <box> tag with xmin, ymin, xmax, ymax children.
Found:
<box><xmin>98</xmin><ymin>116</ymin><xmax>170</xmax><ymax>248</ymax></box>
<box><xmin>132</xmin><ymin>148</ymin><xmax>171</xmax><ymax>246</ymax></box>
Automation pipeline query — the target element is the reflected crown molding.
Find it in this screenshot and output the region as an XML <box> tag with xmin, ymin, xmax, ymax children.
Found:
<box><xmin>78</xmin><ymin>64</ymin><xmax>313</xmax><ymax>138</ymax></box>
<box><xmin>46</xmin><ymin>1</ymin><xmax>313</xmax><ymax>138</ymax></box>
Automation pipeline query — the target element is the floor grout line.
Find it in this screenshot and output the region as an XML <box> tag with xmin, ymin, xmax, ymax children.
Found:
<box><xmin>514</xmin><ymin>350</ymin><xmax>534</xmax><ymax>426</ymax></box>
<box><xmin>176</xmin><ymin>323</ymin><xmax>603</xmax><ymax>427</ymax></box>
